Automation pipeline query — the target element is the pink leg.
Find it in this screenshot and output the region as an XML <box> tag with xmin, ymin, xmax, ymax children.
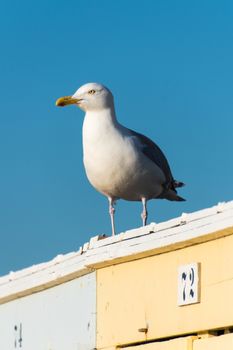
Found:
<box><xmin>108</xmin><ymin>197</ymin><xmax>116</xmax><ymax>236</ymax></box>
<box><xmin>141</xmin><ymin>197</ymin><xmax>148</xmax><ymax>226</ymax></box>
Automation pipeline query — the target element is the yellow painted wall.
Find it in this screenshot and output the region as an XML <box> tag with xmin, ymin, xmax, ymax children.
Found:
<box><xmin>96</xmin><ymin>231</ymin><xmax>233</xmax><ymax>349</ymax></box>
<box><xmin>193</xmin><ymin>333</ymin><xmax>233</xmax><ymax>350</ymax></box>
<box><xmin>126</xmin><ymin>336</ymin><xmax>196</xmax><ymax>350</ymax></box>
<box><xmin>101</xmin><ymin>334</ymin><xmax>233</xmax><ymax>350</ymax></box>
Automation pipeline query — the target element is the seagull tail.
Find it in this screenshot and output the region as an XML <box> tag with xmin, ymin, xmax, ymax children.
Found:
<box><xmin>163</xmin><ymin>190</ymin><xmax>186</xmax><ymax>202</ymax></box>
<box><xmin>160</xmin><ymin>180</ymin><xmax>186</xmax><ymax>201</ymax></box>
<box><xmin>174</xmin><ymin>194</ymin><xmax>186</xmax><ymax>202</ymax></box>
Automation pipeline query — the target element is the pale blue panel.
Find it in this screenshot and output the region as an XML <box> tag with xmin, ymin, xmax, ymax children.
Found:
<box><xmin>0</xmin><ymin>272</ymin><xmax>96</xmax><ymax>350</ymax></box>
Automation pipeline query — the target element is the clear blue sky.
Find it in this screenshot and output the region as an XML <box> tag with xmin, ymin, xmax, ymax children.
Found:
<box><xmin>1</xmin><ymin>0</ymin><xmax>232</xmax><ymax>276</ymax></box>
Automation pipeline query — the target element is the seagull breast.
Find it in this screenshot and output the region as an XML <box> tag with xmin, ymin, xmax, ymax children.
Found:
<box><xmin>82</xmin><ymin>110</ymin><xmax>165</xmax><ymax>201</ymax></box>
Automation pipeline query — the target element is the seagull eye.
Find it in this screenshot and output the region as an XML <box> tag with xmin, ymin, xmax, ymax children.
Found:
<box><xmin>88</xmin><ymin>89</ymin><xmax>96</xmax><ymax>95</ymax></box>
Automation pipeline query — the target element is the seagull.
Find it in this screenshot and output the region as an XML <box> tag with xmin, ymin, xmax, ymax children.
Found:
<box><xmin>56</xmin><ymin>83</ymin><xmax>185</xmax><ymax>236</ymax></box>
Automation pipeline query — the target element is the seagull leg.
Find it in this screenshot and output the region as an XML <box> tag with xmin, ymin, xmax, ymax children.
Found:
<box><xmin>141</xmin><ymin>197</ymin><xmax>148</xmax><ymax>226</ymax></box>
<box><xmin>108</xmin><ymin>197</ymin><xmax>116</xmax><ymax>236</ymax></box>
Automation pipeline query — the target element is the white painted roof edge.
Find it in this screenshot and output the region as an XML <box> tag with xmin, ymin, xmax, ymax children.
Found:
<box><xmin>86</xmin><ymin>205</ymin><xmax>233</xmax><ymax>267</ymax></box>
<box><xmin>0</xmin><ymin>200</ymin><xmax>233</xmax><ymax>302</ymax></box>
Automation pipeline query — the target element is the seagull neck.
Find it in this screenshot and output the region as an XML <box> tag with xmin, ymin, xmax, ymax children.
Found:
<box><xmin>85</xmin><ymin>107</ymin><xmax>118</xmax><ymax>127</ymax></box>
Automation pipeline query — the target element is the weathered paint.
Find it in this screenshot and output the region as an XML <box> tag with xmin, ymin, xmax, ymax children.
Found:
<box><xmin>0</xmin><ymin>273</ymin><xmax>96</xmax><ymax>350</ymax></box>
<box><xmin>1</xmin><ymin>201</ymin><xmax>232</xmax><ymax>305</ymax></box>
<box><xmin>0</xmin><ymin>250</ymin><xmax>92</xmax><ymax>305</ymax></box>
<box><xmin>86</xmin><ymin>202</ymin><xmax>233</xmax><ymax>269</ymax></box>
<box><xmin>96</xmin><ymin>231</ymin><xmax>233</xmax><ymax>348</ymax></box>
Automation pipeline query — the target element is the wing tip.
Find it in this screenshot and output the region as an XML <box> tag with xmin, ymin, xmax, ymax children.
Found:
<box><xmin>173</xmin><ymin>180</ymin><xmax>185</xmax><ymax>188</ymax></box>
<box><xmin>175</xmin><ymin>195</ymin><xmax>186</xmax><ymax>202</ymax></box>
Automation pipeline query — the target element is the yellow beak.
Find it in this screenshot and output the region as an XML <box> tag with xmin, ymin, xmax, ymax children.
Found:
<box><xmin>55</xmin><ymin>96</ymin><xmax>79</xmax><ymax>107</ymax></box>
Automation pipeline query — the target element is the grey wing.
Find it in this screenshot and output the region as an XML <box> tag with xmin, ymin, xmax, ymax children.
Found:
<box><xmin>127</xmin><ymin>128</ymin><xmax>173</xmax><ymax>185</ymax></box>
<box><xmin>127</xmin><ymin>128</ymin><xmax>184</xmax><ymax>194</ymax></box>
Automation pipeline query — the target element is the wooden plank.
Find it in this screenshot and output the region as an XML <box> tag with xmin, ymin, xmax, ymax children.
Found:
<box><xmin>193</xmin><ymin>334</ymin><xmax>233</xmax><ymax>350</ymax></box>
<box><xmin>86</xmin><ymin>214</ymin><xmax>233</xmax><ymax>268</ymax></box>
<box><xmin>125</xmin><ymin>336</ymin><xmax>196</xmax><ymax>350</ymax></box>
<box><xmin>0</xmin><ymin>201</ymin><xmax>232</xmax><ymax>304</ymax></box>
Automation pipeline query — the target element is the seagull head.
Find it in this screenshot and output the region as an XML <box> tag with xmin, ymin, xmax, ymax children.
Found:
<box><xmin>56</xmin><ymin>82</ymin><xmax>114</xmax><ymax>112</ymax></box>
